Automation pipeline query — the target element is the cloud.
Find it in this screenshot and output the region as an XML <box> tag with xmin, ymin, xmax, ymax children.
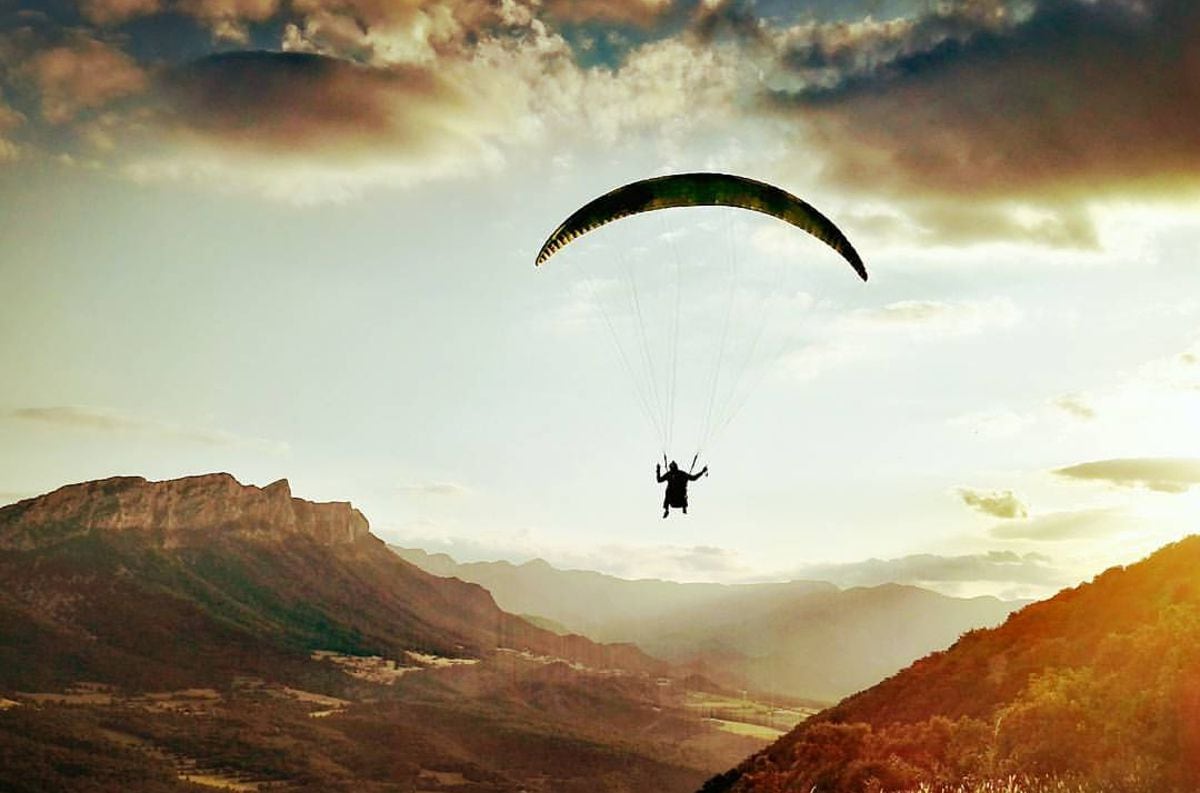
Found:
<box><xmin>949</xmin><ymin>408</ymin><xmax>1035</xmax><ymax>440</ymax></box>
<box><xmin>785</xmin><ymin>297</ymin><xmax>1020</xmax><ymax>379</ymax></box>
<box><xmin>1052</xmin><ymin>393</ymin><xmax>1096</xmax><ymax>420</ymax></box>
<box><xmin>384</xmin><ymin>526</ymin><xmax>751</xmax><ymax>581</ymax></box>
<box><xmin>78</xmin><ymin>0</ymin><xmax>161</xmax><ymax>26</ymax></box>
<box><xmin>1133</xmin><ymin>336</ymin><xmax>1200</xmax><ymax>391</ymax></box>
<box><xmin>0</xmin><ymin>91</ymin><xmax>23</xmax><ymax>163</ymax></box>
<box><xmin>904</xmin><ymin>200</ymin><xmax>1099</xmax><ymax>249</ymax></box>
<box><xmin>0</xmin><ymin>0</ymin><xmax>746</xmax><ymax>199</ymax></box>
<box><xmin>109</xmin><ymin>16</ymin><xmax>740</xmax><ymax>201</ymax></box>
<box><xmin>1054</xmin><ymin>458</ymin><xmax>1200</xmax><ymax>493</ymax></box>
<box><xmin>848</xmin><ymin>298</ymin><xmax>1021</xmax><ymax>334</ymax></box>
<box><xmin>788</xmin><ymin>549</ymin><xmax>1065</xmax><ymax>589</ymax></box>
<box><xmin>958</xmin><ymin>487</ymin><xmax>1028</xmax><ymax>519</ymax></box>
<box><xmin>8</xmin><ymin>406</ymin><xmax>288</xmax><ymax>454</ymax></box>
<box><xmin>25</xmin><ymin>35</ymin><xmax>149</xmax><ymax>124</ymax></box>
<box><xmin>397</xmin><ymin>481</ymin><xmax>471</xmax><ymax>497</ymax></box>
<box><xmin>161</xmin><ymin>51</ymin><xmax>454</xmax><ymax>152</ymax></box>
<box><xmin>767</xmin><ymin>0</ymin><xmax>1200</xmax><ymax>202</ymax></box>
<box><xmin>952</xmin><ymin>335</ymin><xmax>1200</xmax><ymax>443</ymax></box>
<box><xmin>543</xmin><ymin>0</ymin><xmax>673</xmax><ymax>27</ymax></box>
<box><xmin>385</xmin><ymin>526</ymin><xmax>1071</xmax><ymax>596</ymax></box>
<box><xmin>179</xmin><ymin>0</ymin><xmax>279</xmax><ymax>27</ymax></box>
<box><xmin>4</xmin><ymin>0</ymin><xmax>1195</xmax><ymax>221</ymax></box>
<box><xmin>75</xmin><ymin>0</ymin><xmax>276</xmax><ymax>31</ymax></box>
<box><xmin>989</xmin><ymin>507</ymin><xmax>1131</xmax><ymax>541</ymax></box>
<box><xmin>126</xmin><ymin>48</ymin><xmax>522</xmax><ymax>201</ymax></box>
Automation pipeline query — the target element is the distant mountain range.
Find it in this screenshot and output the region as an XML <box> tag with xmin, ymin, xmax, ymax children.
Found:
<box><xmin>0</xmin><ymin>474</ymin><xmax>764</xmax><ymax>792</ymax></box>
<box><xmin>394</xmin><ymin>547</ymin><xmax>1028</xmax><ymax>703</ymax></box>
<box><xmin>703</xmin><ymin>535</ymin><xmax>1200</xmax><ymax>793</ymax></box>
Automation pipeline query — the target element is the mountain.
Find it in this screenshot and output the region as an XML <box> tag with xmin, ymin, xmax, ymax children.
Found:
<box><xmin>393</xmin><ymin>547</ymin><xmax>1026</xmax><ymax>702</ymax></box>
<box><xmin>0</xmin><ymin>474</ymin><xmax>765</xmax><ymax>792</ymax></box>
<box><xmin>702</xmin><ymin>535</ymin><xmax>1200</xmax><ymax>793</ymax></box>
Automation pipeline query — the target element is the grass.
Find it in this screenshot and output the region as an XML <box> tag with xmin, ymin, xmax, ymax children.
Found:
<box><xmin>908</xmin><ymin>777</ymin><xmax>1111</xmax><ymax>793</ymax></box>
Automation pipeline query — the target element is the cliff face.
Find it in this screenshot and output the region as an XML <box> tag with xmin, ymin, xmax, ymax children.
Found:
<box><xmin>0</xmin><ymin>473</ymin><xmax>370</xmax><ymax>549</ymax></box>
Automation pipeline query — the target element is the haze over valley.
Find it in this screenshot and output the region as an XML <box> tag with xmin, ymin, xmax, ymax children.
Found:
<box><xmin>394</xmin><ymin>547</ymin><xmax>1026</xmax><ymax>703</ymax></box>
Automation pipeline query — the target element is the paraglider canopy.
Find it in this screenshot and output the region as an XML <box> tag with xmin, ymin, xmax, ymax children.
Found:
<box><xmin>534</xmin><ymin>172</ymin><xmax>867</xmax><ymax>281</ymax></box>
<box><xmin>534</xmin><ymin>171</ymin><xmax>867</xmax><ymax>467</ymax></box>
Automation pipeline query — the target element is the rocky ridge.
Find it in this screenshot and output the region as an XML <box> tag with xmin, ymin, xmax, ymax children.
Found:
<box><xmin>0</xmin><ymin>473</ymin><xmax>369</xmax><ymax>550</ymax></box>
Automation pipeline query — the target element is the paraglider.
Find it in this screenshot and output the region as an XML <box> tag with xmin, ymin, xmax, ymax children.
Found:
<box><xmin>657</xmin><ymin>459</ymin><xmax>709</xmax><ymax>519</ymax></box>
<box><xmin>535</xmin><ymin>172</ymin><xmax>866</xmax><ymax>517</ymax></box>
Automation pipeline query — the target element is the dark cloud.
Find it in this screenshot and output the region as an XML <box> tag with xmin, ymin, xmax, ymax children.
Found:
<box><xmin>689</xmin><ymin>0</ymin><xmax>769</xmax><ymax>46</ymax></box>
<box><xmin>1055</xmin><ymin>458</ymin><xmax>1200</xmax><ymax>493</ymax></box>
<box><xmin>791</xmin><ymin>549</ymin><xmax>1063</xmax><ymax>588</ymax></box>
<box><xmin>768</xmin><ymin>0</ymin><xmax>1200</xmax><ymax>200</ymax></box>
<box><xmin>160</xmin><ymin>51</ymin><xmax>451</xmax><ymax>152</ymax></box>
<box><xmin>958</xmin><ymin>487</ymin><xmax>1028</xmax><ymax>519</ymax></box>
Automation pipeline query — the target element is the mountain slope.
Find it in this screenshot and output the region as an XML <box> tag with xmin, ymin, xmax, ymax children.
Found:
<box><xmin>0</xmin><ymin>474</ymin><xmax>759</xmax><ymax>792</ymax></box>
<box><xmin>0</xmin><ymin>475</ymin><xmax>660</xmax><ymax>691</ymax></box>
<box><xmin>394</xmin><ymin>547</ymin><xmax>1025</xmax><ymax>702</ymax></box>
<box><xmin>703</xmin><ymin>535</ymin><xmax>1200</xmax><ymax>792</ymax></box>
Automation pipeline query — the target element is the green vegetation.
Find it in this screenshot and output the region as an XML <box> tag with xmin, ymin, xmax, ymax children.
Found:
<box><xmin>705</xmin><ymin>536</ymin><xmax>1200</xmax><ymax>793</ymax></box>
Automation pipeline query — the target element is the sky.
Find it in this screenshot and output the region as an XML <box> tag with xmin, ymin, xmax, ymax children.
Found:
<box><xmin>2</xmin><ymin>0</ymin><xmax>1199</xmax><ymax>600</ymax></box>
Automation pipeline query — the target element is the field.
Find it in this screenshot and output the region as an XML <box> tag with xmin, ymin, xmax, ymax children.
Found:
<box><xmin>0</xmin><ymin>649</ymin><xmax>777</xmax><ymax>792</ymax></box>
<box><xmin>684</xmin><ymin>690</ymin><xmax>817</xmax><ymax>736</ymax></box>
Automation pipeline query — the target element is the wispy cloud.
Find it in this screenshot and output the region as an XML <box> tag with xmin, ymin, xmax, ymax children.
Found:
<box><xmin>1052</xmin><ymin>393</ymin><xmax>1096</xmax><ymax>420</ymax></box>
<box><xmin>948</xmin><ymin>408</ymin><xmax>1035</xmax><ymax>440</ymax></box>
<box><xmin>8</xmin><ymin>406</ymin><xmax>288</xmax><ymax>454</ymax></box>
<box><xmin>848</xmin><ymin>299</ymin><xmax>1021</xmax><ymax>335</ymax></box>
<box><xmin>1055</xmin><ymin>458</ymin><xmax>1200</xmax><ymax>494</ymax></box>
<box><xmin>383</xmin><ymin>526</ymin><xmax>751</xmax><ymax>581</ymax></box>
<box><xmin>788</xmin><ymin>550</ymin><xmax>1064</xmax><ymax>590</ymax></box>
<box><xmin>396</xmin><ymin>480</ymin><xmax>471</xmax><ymax>497</ymax></box>
<box><xmin>952</xmin><ymin>335</ymin><xmax>1200</xmax><ymax>441</ymax></box>
<box><xmin>958</xmin><ymin>487</ymin><xmax>1028</xmax><ymax>519</ymax></box>
<box><xmin>989</xmin><ymin>507</ymin><xmax>1133</xmax><ymax>542</ymax></box>
<box><xmin>785</xmin><ymin>298</ymin><xmax>1020</xmax><ymax>380</ymax></box>
<box><xmin>384</xmin><ymin>523</ymin><xmax>1075</xmax><ymax>598</ymax></box>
